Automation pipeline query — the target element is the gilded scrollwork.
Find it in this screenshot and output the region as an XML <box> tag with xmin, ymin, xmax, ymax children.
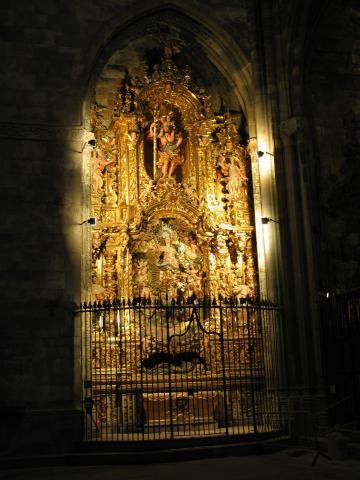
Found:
<box><xmin>89</xmin><ymin>50</ymin><xmax>258</xmax><ymax>304</ymax></box>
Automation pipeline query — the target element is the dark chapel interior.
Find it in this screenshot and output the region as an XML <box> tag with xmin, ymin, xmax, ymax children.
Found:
<box><xmin>0</xmin><ymin>0</ymin><xmax>359</xmax><ymax>457</ymax></box>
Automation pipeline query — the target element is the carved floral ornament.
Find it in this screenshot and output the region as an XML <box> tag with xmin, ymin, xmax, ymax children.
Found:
<box><xmin>87</xmin><ymin>48</ymin><xmax>258</xmax><ymax>303</ymax></box>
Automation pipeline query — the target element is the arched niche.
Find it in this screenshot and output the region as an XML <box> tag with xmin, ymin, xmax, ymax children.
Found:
<box><xmin>81</xmin><ymin>7</ymin><xmax>266</xmax><ymax>303</ymax></box>
<box><xmin>82</xmin><ymin>5</ymin><xmax>254</xmax><ymax>133</ymax></box>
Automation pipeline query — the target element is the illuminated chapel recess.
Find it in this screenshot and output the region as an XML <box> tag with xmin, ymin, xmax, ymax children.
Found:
<box><xmin>89</xmin><ymin>51</ymin><xmax>257</xmax><ymax>303</ymax></box>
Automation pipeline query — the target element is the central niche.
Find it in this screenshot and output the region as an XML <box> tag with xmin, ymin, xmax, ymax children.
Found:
<box><xmin>132</xmin><ymin>218</ymin><xmax>205</xmax><ymax>302</ymax></box>
<box><xmin>88</xmin><ymin>40</ymin><xmax>257</xmax><ymax>303</ymax></box>
<box><xmin>143</xmin><ymin>103</ymin><xmax>187</xmax><ymax>182</ymax></box>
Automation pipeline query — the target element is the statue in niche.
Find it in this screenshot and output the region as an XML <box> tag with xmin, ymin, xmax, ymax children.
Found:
<box><xmin>133</xmin><ymin>255</ymin><xmax>152</xmax><ymax>300</ymax></box>
<box><xmin>227</xmin><ymin>155</ymin><xmax>247</xmax><ymax>198</ymax></box>
<box><xmin>215</xmin><ymin>140</ymin><xmax>247</xmax><ymax>204</ymax></box>
<box><xmin>156</xmin><ymin>225</ymin><xmax>180</xmax><ymax>271</ymax></box>
<box><xmin>131</xmin><ymin>220</ymin><xmax>206</xmax><ymax>301</ymax></box>
<box><xmin>145</xmin><ymin>107</ymin><xmax>186</xmax><ymax>181</ymax></box>
<box><xmin>91</xmin><ymin>147</ymin><xmax>113</xmax><ymax>195</ymax></box>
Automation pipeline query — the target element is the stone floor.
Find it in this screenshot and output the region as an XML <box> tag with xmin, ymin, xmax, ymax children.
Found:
<box><xmin>1</xmin><ymin>450</ymin><xmax>360</xmax><ymax>480</ymax></box>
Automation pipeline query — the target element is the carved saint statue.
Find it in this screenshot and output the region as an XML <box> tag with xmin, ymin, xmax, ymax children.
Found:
<box><xmin>133</xmin><ymin>257</ymin><xmax>152</xmax><ymax>299</ymax></box>
<box><xmin>91</xmin><ymin>147</ymin><xmax>113</xmax><ymax>195</ymax></box>
<box><xmin>147</xmin><ymin>111</ymin><xmax>185</xmax><ymax>179</ymax></box>
<box><xmin>156</xmin><ymin>230</ymin><xmax>179</xmax><ymax>271</ymax></box>
<box><xmin>215</xmin><ymin>144</ymin><xmax>247</xmax><ymax>203</ymax></box>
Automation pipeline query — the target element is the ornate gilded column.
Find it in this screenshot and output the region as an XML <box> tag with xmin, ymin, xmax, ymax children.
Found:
<box><xmin>185</xmin><ymin>125</ymin><xmax>199</xmax><ymax>192</ymax></box>
<box><xmin>116</xmin><ymin>115</ymin><xmax>130</xmax><ymax>222</ymax></box>
<box><xmin>196</xmin><ymin>120</ymin><xmax>213</xmax><ymax>204</ymax></box>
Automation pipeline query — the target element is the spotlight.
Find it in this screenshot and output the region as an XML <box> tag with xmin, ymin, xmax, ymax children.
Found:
<box><xmin>261</xmin><ymin>217</ymin><xmax>280</xmax><ymax>224</ymax></box>
<box><xmin>319</xmin><ymin>291</ymin><xmax>331</xmax><ymax>299</ymax></box>
<box><xmin>257</xmin><ymin>151</ymin><xmax>274</xmax><ymax>158</ymax></box>
<box><xmin>80</xmin><ymin>217</ymin><xmax>97</xmax><ymax>226</ymax></box>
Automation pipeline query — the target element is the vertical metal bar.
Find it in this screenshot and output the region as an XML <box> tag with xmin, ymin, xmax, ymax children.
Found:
<box><xmin>172</xmin><ymin>302</ymin><xmax>176</xmax><ymax>437</ymax></box>
<box><xmin>157</xmin><ymin>301</ymin><xmax>161</xmax><ymax>440</ymax></box>
<box><xmin>166</xmin><ymin>299</ymin><xmax>174</xmax><ymax>439</ymax></box>
<box><xmin>139</xmin><ymin>300</ymin><xmax>144</xmax><ymax>441</ymax></box>
<box><xmin>104</xmin><ymin>303</ymin><xmax>108</xmax><ymax>441</ymax></box>
<box><xmin>120</xmin><ymin>300</ymin><xmax>124</xmax><ymax>441</ymax></box>
<box><xmin>247</xmin><ymin>305</ymin><xmax>257</xmax><ymax>434</ymax></box>
<box><xmin>262</xmin><ymin>304</ymin><xmax>268</xmax><ymax>432</ymax></box>
<box><xmin>89</xmin><ymin>305</ymin><xmax>93</xmax><ymax>440</ymax></box>
<box><xmin>134</xmin><ymin>302</ymin><xmax>138</xmax><ymax>441</ymax></box>
<box><xmin>202</xmin><ymin>299</ymin><xmax>208</xmax><ymax>436</ymax></box>
<box><xmin>94</xmin><ymin>303</ymin><xmax>98</xmax><ymax>441</ymax></box>
<box><xmin>258</xmin><ymin>305</ymin><xmax>267</xmax><ymax>433</ymax></box>
<box><xmin>198</xmin><ymin>300</ymin><xmax>203</xmax><ymax>437</ymax></box>
<box><xmin>219</xmin><ymin>298</ymin><xmax>229</xmax><ymax>435</ymax></box>
<box><xmin>230</xmin><ymin>299</ymin><xmax>237</xmax><ymax>435</ymax></box>
<box><xmin>227</xmin><ymin>300</ymin><xmax>232</xmax><ymax>435</ymax></box>
<box><xmin>104</xmin><ymin>304</ymin><xmax>107</xmax><ymax>441</ymax></box>
<box><xmin>95</xmin><ymin>303</ymin><xmax>99</xmax><ymax>440</ymax></box>
<box><xmin>83</xmin><ymin>305</ymin><xmax>87</xmax><ymax>440</ymax></box>
<box><xmin>143</xmin><ymin>299</ymin><xmax>148</xmax><ymax>440</ymax></box>
<box><xmin>124</xmin><ymin>301</ymin><xmax>127</xmax><ymax>440</ymax></box>
<box><xmin>188</xmin><ymin>302</ymin><xmax>194</xmax><ymax>435</ymax></box>
<box><xmin>129</xmin><ymin>300</ymin><xmax>133</xmax><ymax>441</ymax></box>
<box><xmin>213</xmin><ymin>299</ymin><xmax>221</xmax><ymax>435</ymax></box>
<box><xmin>240</xmin><ymin>303</ymin><xmax>246</xmax><ymax>434</ymax></box>
<box><xmin>82</xmin><ymin>306</ymin><xmax>86</xmax><ymax>440</ymax></box>
<box><xmin>109</xmin><ymin>304</ymin><xmax>113</xmax><ymax>441</ymax></box>
<box><xmin>200</xmin><ymin>302</ymin><xmax>204</xmax><ymax>435</ymax></box>
<box><xmin>115</xmin><ymin>303</ymin><xmax>119</xmax><ymax>440</ymax></box>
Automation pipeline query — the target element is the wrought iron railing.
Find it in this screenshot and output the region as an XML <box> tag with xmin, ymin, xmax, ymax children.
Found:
<box><xmin>79</xmin><ymin>298</ymin><xmax>286</xmax><ymax>441</ymax></box>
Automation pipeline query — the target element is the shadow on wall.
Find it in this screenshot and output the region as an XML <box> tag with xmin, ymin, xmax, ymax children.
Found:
<box><xmin>0</xmin><ymin>131</ymin><xmax>82</xmax><ymax>454</ymax></box>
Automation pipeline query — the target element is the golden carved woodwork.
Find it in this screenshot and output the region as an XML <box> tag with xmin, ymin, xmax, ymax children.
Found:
<box><xmin>88</xmin><ymin>54</ymin><xmax>258</xmax><ymax>306</ymax></box>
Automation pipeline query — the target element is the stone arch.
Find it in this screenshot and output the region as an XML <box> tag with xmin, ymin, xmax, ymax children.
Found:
<box><xmin>81</xmin><ymin>3</ymin><xmax>255</xmax><ymax>132</ymax></box>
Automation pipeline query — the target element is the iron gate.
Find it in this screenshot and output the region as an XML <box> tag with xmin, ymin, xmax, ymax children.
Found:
<box><xmin>80</xmin><ymin>298</ymin><xmax>285</xmax><ymax>440</ymax></box>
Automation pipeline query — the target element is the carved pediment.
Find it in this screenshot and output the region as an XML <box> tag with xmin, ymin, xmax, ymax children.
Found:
<box><xmin>143</xmin><ymin>179</ymin><xmax>202</xmax><ymax>227</ymax></box>
<box><xmin>138</xmin><ymin>80</ymin><xmax>204</xmax><ymax>126</ymax></box>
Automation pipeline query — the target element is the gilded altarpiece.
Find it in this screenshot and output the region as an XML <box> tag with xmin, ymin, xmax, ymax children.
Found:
<box><xmin>89</xmin><ymin>56</ymin><xmax>257</xmax><ymax>304</ymax></box>
<box><xmin>82</xmin><ymin>54</ymin><xmax>274</xmax><ymax>439</ymax></box>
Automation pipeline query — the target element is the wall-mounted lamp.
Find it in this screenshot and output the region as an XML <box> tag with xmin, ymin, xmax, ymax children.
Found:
<box><xmin>257</xmin><ymin>151</ymin><xmax>274</xmax><ymax>158</ymax></box>
<box><xmin>80</xmin><ymin>217</ymin><xmax>97</xmax><ymax>226</ymax></box>
<box><xmin>261</xmin><ymin>217</ymin><xmax>280</xmax><ymax>225</ymax></box>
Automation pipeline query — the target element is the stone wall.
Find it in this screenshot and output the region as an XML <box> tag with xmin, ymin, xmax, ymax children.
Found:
<box><xmin>0</xmin><ymin>0</ymin><xmax>358</xmax><ymax>453</ymax></box>
<box><xmin>304</xmin><ymin>0</ymin><xmax>360</xmax><ymax>293</ymax></box>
